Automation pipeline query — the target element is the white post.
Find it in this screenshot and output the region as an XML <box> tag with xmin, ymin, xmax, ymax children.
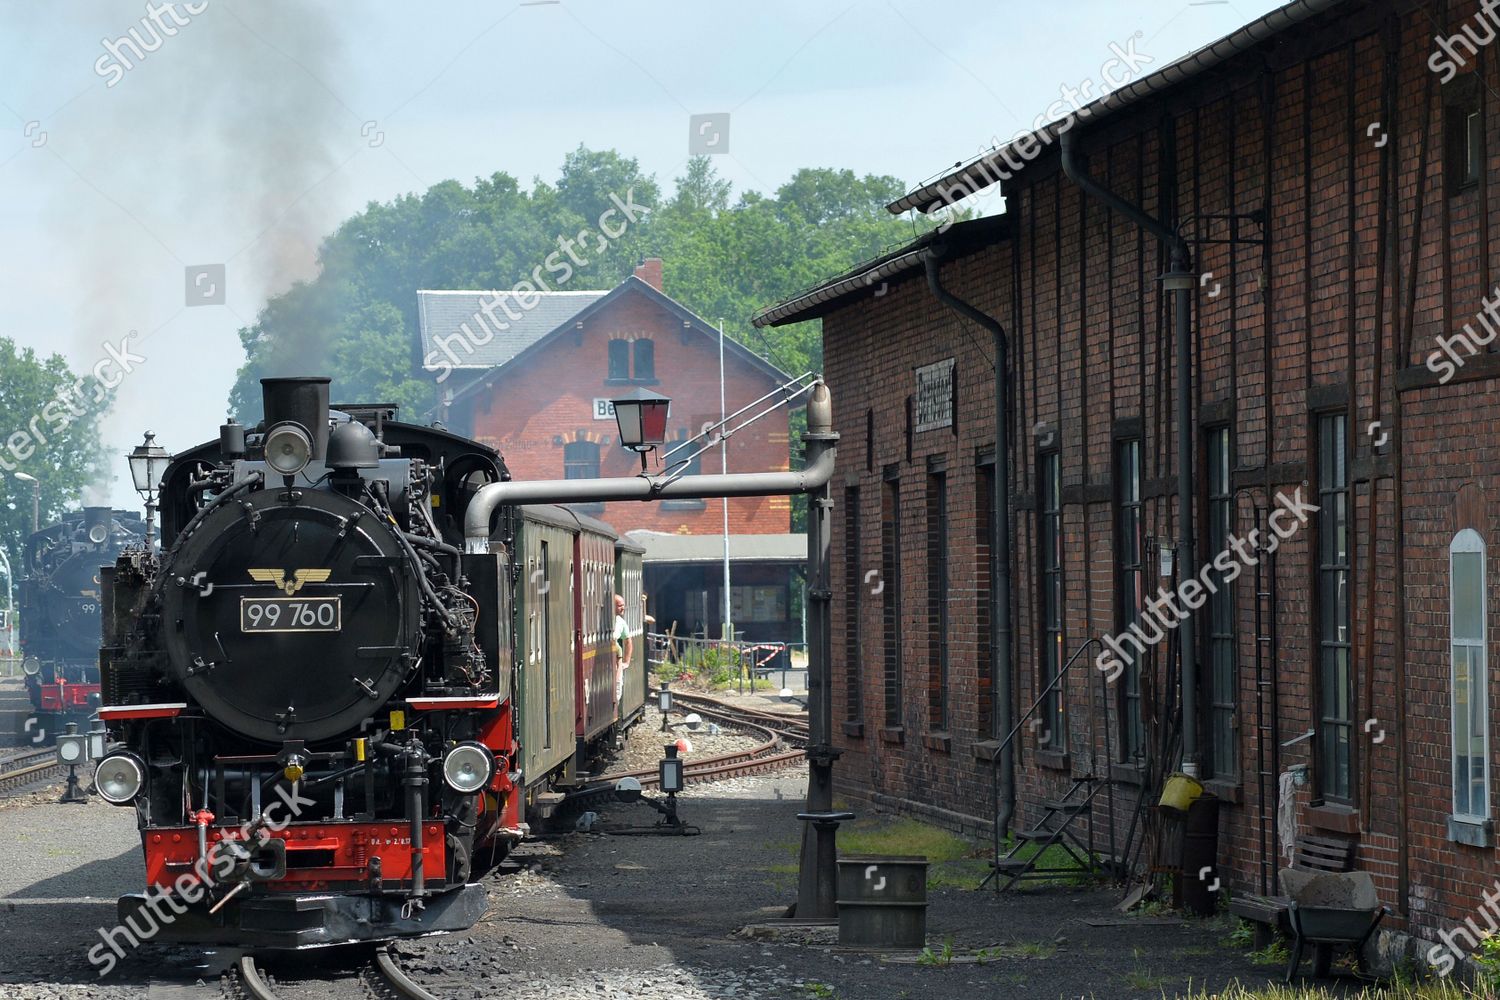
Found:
<box><xmin>0</xmin><ymin>547</ymin><xmax>12</xmax><ymax>673</ymax></box>
<box><xmin>719</xmin><ymin>320</ymin><xmax>732</xmax><ymax>644</ymax></box>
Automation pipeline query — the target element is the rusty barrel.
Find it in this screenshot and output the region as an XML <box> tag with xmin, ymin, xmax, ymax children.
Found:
<box><xmin>836</xmin><ymin>854</ymin><xmax>928</xmax><ymax>949</ymax></box>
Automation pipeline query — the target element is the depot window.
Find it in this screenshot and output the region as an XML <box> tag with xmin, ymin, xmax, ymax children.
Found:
<box><xmin>1451</xmin><ymin>528</ymin><xmax>1489</xmax><ymax>828</ymax></box>
<box><xmin>1316</xmin><ymin>412</ymin><xmax>1352</xmax><ymax>803</ymax></box>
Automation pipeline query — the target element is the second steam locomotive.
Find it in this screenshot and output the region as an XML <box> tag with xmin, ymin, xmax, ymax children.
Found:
<box><xmin>96</xmin><ymin>377</ymin><xmax>644</xmax><ymax>949</ymax></box>
<box><xmin>20</xmin><ymin>507</ymin><xmax>144</xmax><ymax>740</ymax></box>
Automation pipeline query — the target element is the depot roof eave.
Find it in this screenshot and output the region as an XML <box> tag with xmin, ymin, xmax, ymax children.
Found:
<box><xmin>751</xmin><ymin>214</ymin><xmax>1009</xmax><ymax>328</ymax></box>
<box><xmin>885</xmin><ymin>0</ymin><xmax>1353</xmax><ymax>217</ymax></box>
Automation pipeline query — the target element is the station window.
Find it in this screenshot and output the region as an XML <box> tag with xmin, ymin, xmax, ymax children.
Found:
<box><xmin>606</xmin><ymin>337</ymin><xmax>657</xmax><ymax>383</ymax></box>
<box><xmin>976</xmin><ymin>461</ymin><xmax>995</xmax><ymax>738</ymax></box>
<box><xmin>1037</xmin><ymin>451</ymin><xmax>1064</xmax><ymax>751</ymax></box>
<box><xmin>1115</xmin><ymin>439</ymin><xmax>1144</xmax><ymax>762</ymax></box>
<box><xmin>563</xmin><ymin>439</ymin><xmax>603</xmax><ymax>514</ymax></box>
<box><xmin>1205</xmin><ymin>427</ymin><xmax>1237</xmax><ymax>780</ymax></box>
<box><xmin>1451</xmin><ymin>528</ymin><xmax>1489</xmax><ymax>823</ymax></box>
<box><xmin>1316</xmin><ymin>412</ymin><xmax>1352</xmax><ymax>803</ymax></box>
<box><xmin>882</xmin><ymin>471</ymin><xmax>903</xmax><ymax>730</ymax></box>
<box><xmin>607</xmin><ymin>340</ymin><xmax>630</xmax><ymax>380</ymax></box>
<box><xmin>844</xmin><ymin>486</ymin><xmax>862</xmax><ymax>726</ymax></box>
<box><xmin>1445</xmin><ymin>76</ymin><xmax>1483</xmax><ymax>194</ymax></box>
<box><xmin>633</xmin><ymin>338</ymin><xmax>656</xmax><ymax>381</ymax></box>
<box><xmin>661</xmin><ymin>429</ymin><xmax>706</xmax><ymax>511</ymax></box>
<box><xmin>926</xmin><ymin>472</ymin><xmax>949</xmax><ymax>732</ymax></box>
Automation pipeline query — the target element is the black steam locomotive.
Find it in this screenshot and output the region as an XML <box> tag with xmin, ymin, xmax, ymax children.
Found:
<box><xmin>20</xmin><ymin>507</ymin><xmax>144</xmax><ymax>741</ymax></box>
<box><xmin>96</xmin><ymin>377</ymin><xmax>645</xmax><ymax>950</ymax></box>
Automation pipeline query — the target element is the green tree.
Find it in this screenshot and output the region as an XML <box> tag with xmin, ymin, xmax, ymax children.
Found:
<box><xmin>228</xmin><ymin>149</ymin><xmax>939</xmax><ymax>531</ymax></box>
<box><xmin>0</xmin><ymin>337</ymin><xmax>113</xmax><ymax>577</ymax></box>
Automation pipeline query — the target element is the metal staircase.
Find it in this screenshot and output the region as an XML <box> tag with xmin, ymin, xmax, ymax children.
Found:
<box><xmin>979</xmin><ymin>637</ymin><xmax>1115</xmax><ymax>891</ymax></box>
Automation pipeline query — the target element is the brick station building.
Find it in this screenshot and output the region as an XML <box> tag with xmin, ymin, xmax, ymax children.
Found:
<box><xmin>756</xmin><ymin>0</ymin><xmax>1500</xmax><ymax>968</ymax></box>
<box><xmin>421</xmin><ymin>259</ymin><xmax>796</xmax><ymax>537</ymax></box>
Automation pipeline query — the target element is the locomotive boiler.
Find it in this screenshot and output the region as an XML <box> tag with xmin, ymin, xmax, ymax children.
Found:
<box><xmin>20</xmin><ymin>507</ymin><xmax>144</xmax><ymax>738</ymax></box>
<box><xmin>97</xmin><ymin>377</ymin><xmax>518</xmax><ymax>947</ymax></box>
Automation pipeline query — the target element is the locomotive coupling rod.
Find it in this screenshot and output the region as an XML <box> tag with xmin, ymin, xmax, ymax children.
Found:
<box><xmin>462</xmin><ymin>384</ymin><xmax>837</xmax><ymax>553</ymax></box>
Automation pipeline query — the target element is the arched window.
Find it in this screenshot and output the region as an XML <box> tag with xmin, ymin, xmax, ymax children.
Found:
<box><xmin>633</xmin><ymin>338</ymin><xmax>656</xmax><ymax>380</ymax></box>
<box><xmin>1451</xmin><ymin>528</ymin><xmax>1489</xmax><ymax>823</ymax></box>
<box><xmin>607</xmin><ymin>340</ymin><xmax>630</xmax><ymax>380</ymax></box>
<box><xmin>563</xmin><ymin>439</ymin><xmax>600</xmax><ymax>479</ymax></box>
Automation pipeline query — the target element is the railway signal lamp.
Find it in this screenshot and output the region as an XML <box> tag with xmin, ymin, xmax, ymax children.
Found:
<box><xmin>613</xmin><ymin>775</ymin><xmax>643</xmax><ymax>803</ymax></box>
<box><xmin>659</xmin><ymin>743</ymin><xmax>684</xmax><ymax>795</ymax></box>
<box><xmin>94</xmin><ymin>751</ymin><xmax>146</xmax><ymax>805</ymax></box>
<box><xmin>442</xmin><ymin>742</ymin><xmax>495</xmax><ymax>794</ymax></box>
<box><xmin>128</xmin><ymin>431</ymin><xmax>170</xmax><ymax>545</ymax></box>
<box><xmin>57</xmin><ymin>721</ymin><xmax>90</xmax><ymax>804</ymax></box>
<box><xmin>611</xmin><ymin>387</ymin><xmax>671</xmax><ymax>472</ymax></box>
<box><xmin>87</xmin><ymin>722</ymin><xmax>107</xmax><ymax>762</ymax></box>
<box><xmin>658</xmin><ymin>680</ymin><xmax>672</xmax><ymax>731</ymax></box>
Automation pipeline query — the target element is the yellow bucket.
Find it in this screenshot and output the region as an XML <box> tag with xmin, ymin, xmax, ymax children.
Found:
<box><xmin>1158</xmin><ymin>772</ymin><xmax>1204</xmax><ymax>812</ymax></box>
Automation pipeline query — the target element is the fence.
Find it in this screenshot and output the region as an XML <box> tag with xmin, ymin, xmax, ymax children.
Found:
<box><xmin>646</xmin><ymin>632</ymin><xmax>805</xmax><ymax>695</ymax></box>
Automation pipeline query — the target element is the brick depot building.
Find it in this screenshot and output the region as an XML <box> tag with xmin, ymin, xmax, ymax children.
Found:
<box><xmin>421</xmin><ymin>260</ymin><xmax>796</xmax><ymax>536</ymax></box>
<box><xmin>756</xmin><ymin>0</ymin><xmax>1500</xmax><ymax>967</ymax></box>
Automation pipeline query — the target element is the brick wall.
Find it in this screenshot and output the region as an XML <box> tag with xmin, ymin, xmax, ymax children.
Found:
<box><xmin>458</xmin><ymin>285</ymin><xmax>792</xmax><ymax>535</ymax></box>
<box><xmin>819</xmin><ymin>0</ymin><xmax>1500</xmax><ymax>950</ymax></box>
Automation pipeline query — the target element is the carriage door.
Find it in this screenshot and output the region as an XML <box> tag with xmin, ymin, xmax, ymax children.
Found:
<box><xmin>540</xmin><ymin>540</ymin><xmax>551</xmax><ymax>750</ymax></box>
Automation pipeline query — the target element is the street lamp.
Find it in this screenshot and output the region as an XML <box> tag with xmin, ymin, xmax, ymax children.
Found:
<box><xmin>127</xmin><ymin>432</ymin><xmax>170</xmax><ymax>546</ymax></box>
<box><xmin>611</xmin><ymin>387</ymin><xmax>671</xmax><ymax>472</ymax></box>
<box><xmin>13</xmin><ymin>472</ymin><xmax>38</xmax><ymax>532</ymax></box>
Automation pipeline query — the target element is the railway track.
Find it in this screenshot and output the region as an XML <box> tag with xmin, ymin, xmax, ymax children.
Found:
<box><xmin>580</xmin><ymin>689</ymin><xmax>808</xmax><ymax>796</ymax></box>
<box><xmin>231</xmin><ymin>947</ymin><xmax>441</xmax><ymax>999</ymax></box>
<box><xmin>0</xmin><ymin>746</ymin><xmax>62</xmax><ymax>794</ymax></box>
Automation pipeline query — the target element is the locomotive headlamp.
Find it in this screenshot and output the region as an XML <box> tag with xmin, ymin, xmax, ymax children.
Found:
<box><xmin>94</xmin><ymin>752</ymin><xmax>145</xmax><ymax>805</ymax></box>
<box><xmin>21</xmin><ymin>655</ymin><xmax>40</xmax><ymax>676</ymax></box>
<box><xmin>263</xmin><ymin>422</ymin><xmax>313</xmax><ymax>477</ymax></box>
<box><xmin>87</xmin><ymin>524</ymin><xmax>108</xmax><ymax>544</ymax></box>
<box><xmin>442</xmin><ymin>742</ymin><xmax>495</xmax><ymax>794</ymax></box>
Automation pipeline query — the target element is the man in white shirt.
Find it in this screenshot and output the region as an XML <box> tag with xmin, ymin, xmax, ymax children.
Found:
<box><xmin>613</xmin><ymin>593</ymin><xmax>632</xmax><ymax>706</ymax></box>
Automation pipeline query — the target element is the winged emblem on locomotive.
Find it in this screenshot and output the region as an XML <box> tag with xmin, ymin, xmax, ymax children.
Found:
<box><xmin>247</xmin><ymin>568</ymin><xmax>332</xmax><ymax>595</ymax></box>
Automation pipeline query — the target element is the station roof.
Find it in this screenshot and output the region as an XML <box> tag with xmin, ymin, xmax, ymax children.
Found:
<box><xmin>625</xmin><ymin>530</ymin><xmax>807</xmax><ymax>565</ymax></box>
<box><xmin>417</xmin><ymin>288</ymin><xmax>607</xmax><ymax>371</ymax></box>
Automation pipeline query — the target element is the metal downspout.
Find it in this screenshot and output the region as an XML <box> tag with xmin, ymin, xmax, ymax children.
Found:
<box><xmin>1060</xmin><ymin>128</ymin><xmax>1201</xmax><ymax>775</ymax></box>
<box><xmin>924</xmin><ymin>251</ymin><xmax>1015</xmax><ymax>838</ymax></box>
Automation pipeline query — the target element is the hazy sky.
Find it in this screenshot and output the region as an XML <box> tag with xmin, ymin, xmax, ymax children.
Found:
<box><xmin>0</xmin><ymin>0</ymin><xmax>1284</xmax><ymax>509</ymax></box>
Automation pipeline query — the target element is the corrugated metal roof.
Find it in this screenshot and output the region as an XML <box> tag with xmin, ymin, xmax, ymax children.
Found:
<box><xmin>625</xmin><ymin>530</ymin><xmax>807</xmax><ymax>564</ymax></box>
<box><xmin>418</xmin><ymin>289</ymin><xmax>608</xmax><ymax>370</ymax></box>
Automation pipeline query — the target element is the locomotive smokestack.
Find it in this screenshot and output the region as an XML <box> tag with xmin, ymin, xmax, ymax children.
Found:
<box><xmin>261</xmin><ymin>377</ymin><xmax>332</xmax><ymax>460</ymax></box>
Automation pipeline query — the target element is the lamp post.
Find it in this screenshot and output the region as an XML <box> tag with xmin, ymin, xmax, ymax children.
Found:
<box><xmin>13</xmin><ymin>472</ymin><xmax>38</xmax><ymax>532</ymax></box>
<box><xmin>127</xmin><ymin>432</ymin><xmax>170</xmax><ymax>547</ymax></box>
<box><xmin>0</xmin><ymin>546</ymin><xmax>12</xmax><ymax>668</ymax></box>
<box><xmin>611</xmin><ymin>387</ymin><xmax>671</xmax><ymax>473</ymax></box>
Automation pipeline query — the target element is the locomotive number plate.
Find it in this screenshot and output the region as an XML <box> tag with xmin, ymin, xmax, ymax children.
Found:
<box><xmin>240</xmin><ymin>596</ymin><xmax>341</xmax><ymax>633</ymax></box>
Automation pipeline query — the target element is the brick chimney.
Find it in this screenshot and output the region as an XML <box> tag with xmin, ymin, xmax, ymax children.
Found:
<box><xmin>632</xmin><ymin>257</ymin><xmax>664</xmax><ymax>291</ymax></box>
